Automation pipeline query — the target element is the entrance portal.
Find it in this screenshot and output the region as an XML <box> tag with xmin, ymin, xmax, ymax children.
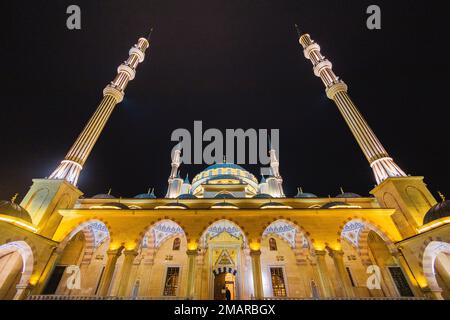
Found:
<box><xmin>214</xmin><ymin>272</ymin><xmax>236</xmax><ymax>300</ymax></box>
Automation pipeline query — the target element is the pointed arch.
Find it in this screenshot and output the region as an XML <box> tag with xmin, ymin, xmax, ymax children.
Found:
<box><xmin>139</xmin><ymin>219</ymin><xmax>186</xmax><ymax>264</ymax></box>
<box><xmin>339</xmin><ymin>218</ymin><xmax>397</xmax><ymax>265</ymax></box>
<box><xmin>0</xmin><ymin>241</ymin><xmax>34</xmax><ymax>286</ymax></box>
<box><xmin>262</xmin><ymin>219</ymin><xmax>313</xmax><ymax>265</ymax></box>
<box><xmin>57</xmin><ymin>219</ymin><xmax>110</xmax><ymax>264</ymax></box>
<box><xmin>422</xmin><ymin>241</ymin><xmax>450</xmax><ymax>291</ymax></box>
<box><xmin>199</xmin><ymin>219</ymin><xmax>248</xmax><ymax>248</ymax></box>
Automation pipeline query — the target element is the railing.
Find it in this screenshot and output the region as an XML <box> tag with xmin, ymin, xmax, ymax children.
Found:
<box><xmin>28</xmin><ymin>295</ymin><xmax>189</xmax><ymax>300</ymax></box>
<box><xmin>260</xmin><ymin>296</ymin><xmax>428</xmax><ymax>300</ymax></box>
<box><xmin>28</xmin><ymin>295</ymin><xmax>428</xmax><ymax>301</ymax></box>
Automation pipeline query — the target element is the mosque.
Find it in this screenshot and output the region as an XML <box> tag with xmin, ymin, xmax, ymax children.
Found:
<box><xmin>0</xmin><ymin>28</ymin><xmax>449</xmax><ymax>301</ymax></box>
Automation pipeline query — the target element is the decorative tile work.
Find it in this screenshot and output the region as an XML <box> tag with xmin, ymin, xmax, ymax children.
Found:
<box><xmin>341</xmin><ymin>221</ymin><xmax>365</xmax><ymax>247</ymax></box>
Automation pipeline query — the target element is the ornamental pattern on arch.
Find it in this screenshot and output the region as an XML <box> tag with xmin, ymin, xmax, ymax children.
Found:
<box><xmin>341</xmin><ymin>221</ymin><xmax>365</xmax><ymax>247</ymax></box>
<box><xmin>142</xmin><ymin>221</ymin><xmax>184</xmax><ymax>248</ymax></box>
<box><xmin>87</xmin><ymin>222</ymin><xmax>109</xmax><ymax>247</ymax></box>
<box><xmin>263</xmin><ymin>221</ymin><xmax>308</xmax><ymax>248</ymax></box>
<box><xmin>206</xmin><ymin>221</ymin><xmax>242</xmax><ymax>240</ymax></box>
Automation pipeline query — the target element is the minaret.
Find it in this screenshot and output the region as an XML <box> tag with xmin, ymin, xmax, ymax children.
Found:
<box><xmin>166</xmin><ymin>145</ymin><xmax>183</xmax><ymax>198</ymax></box>
<box><xmin>267</xmin><ymin>137</ymin><xmax>285</xmax><ymax>197</ymax></box>
<box><xmin>49</xmin><ymin>31</ymin><xmax>153</xmax><ymax>186</ymax></box>
<box><xmin>20</xmin><ymin>31</ymin><xmax>153</xmax><ymax>236</ymax></box>
<box><xmin>295</xmin><ymin>26</ymin><xmax>406</xmax><ymax>185</ymax></box>
<box><xmin>295</xmin><ymin>26</ymin><xmax>436</xmax><ymax>235</ymax></box>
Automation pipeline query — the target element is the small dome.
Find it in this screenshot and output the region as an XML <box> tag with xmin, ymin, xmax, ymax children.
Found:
<box><xmin>260</xmin><ymin>202</ymin><xmax>292</xmax><ymax>209</ymax></box>
<box><xmin>210</xmin><ymin>202</ymin><xmax>239</xmax><ymax>209</ymax></box>
<box><xmin>134</xmin><ymin>191</ymin><xmax>156</xmax><ymax>199</ymax></box>
<box><xmin>253</xmin><ymin>193</ymin><xmax>273</xmax><ymax>199</ymax></box>
<box><xmin>92</xmin><ymin>194</ymin><xmax>115</xmax><ymax>199</ymax></box>
<box><xmin>177</xmin><ymin>194</ymin><xmax>197</xmax><ymax>199</ymax></box>
<box><xmin>214</xmin><ymin>193</ymin><xmax>235</xmax><ymax>199</ymax></box>
<box><xmin>321</xmin><ymin>201</ymin><xmax>350</xmax><ymax>209</ymax></box>
<box><xmin>335</xmin><ymin>192</ymin><xmax>361</xmax><ymax>198</ymax></box>
<box><xmin>100</xmin><ymin>202</ymin><xmax>129</xmax><ymax>210</ymax></box>
<box><xmin>423</xmin><ymin>200</ymin><xmax>450</xmax><ymax>225</ymax></box>
<box><xmin>0</xmin><ymin>200</ymin><xmax>32</xmax><ymax>223</ymax></box>
<box><xmin>295</xmin><ymin>189</ymin><xmax>318</xmax><ymax>198</ymax></box>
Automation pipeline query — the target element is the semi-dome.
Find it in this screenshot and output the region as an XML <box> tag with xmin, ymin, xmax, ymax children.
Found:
<box><xmin>423</xmin><ymin>200</ymin><xmax>450</xmax><ymax>225</ymax></box>
<box><xmin>92</xmin><ymin>193</ymin><xmax>115</xmax><ymax>199</ymax></box>
<box><xmin>177</xmin><ymin>193</ymin><xmax>197</xmax><ymax>199</ymax></box>
<box><xmin>335</xmin><ymin>192</ymin><xmax>361</xmax><ymax>198</ymax></box>
<box><xmin>0</xmin><ymin>200</ymin><xmax>32</xmax><ymax>223</ymax></box>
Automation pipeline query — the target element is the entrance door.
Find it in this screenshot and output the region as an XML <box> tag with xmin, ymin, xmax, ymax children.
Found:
<box><xmin>214</xmin><ymin>273</ymin><xmax>235</xmax><ymax>300</ymax></box>
<box><xmin>42</xmin><ymin>266</ymin><xmax>66</xmax><ymax>294</ymax></box>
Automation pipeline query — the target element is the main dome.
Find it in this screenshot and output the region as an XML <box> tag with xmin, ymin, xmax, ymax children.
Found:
<box><xmin>191</xmin><ymin>163</ymin><xmax>259</xmax><ymax>196</ymax></box>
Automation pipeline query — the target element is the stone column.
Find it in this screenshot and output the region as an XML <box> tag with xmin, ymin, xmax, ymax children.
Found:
<box><xmin>314</xmin><ymin>250</ymin><xmax>334</xmax><ymax>297</ymax></box>
<box><xmin>117</xmin><ymin>249</ymin><xmax>139</xmax><ymax>297</ymax></box>
<box><xmin>33</xmin><ymin>247</ymin><xmax>61</xmax><ymax>295</ymax></box>
<box><xmin>14</xmin><ymin>283</ymin><xmax>34</xmax><ymax>300</ymax></box>
<box><xmin>186</xmin><ymin>250</ymin><xmax>198</xmax><ymax>299</ymax></box>
<box><xmin>250</xmin><ymin>249</ymin><xmax>264</xmax><ymax>299</ymax></box>
<box><xmin>329</xmin><ymin>249</ymin><xmax>354</xmax><ymax>297</ymax></box>
<box><xmin>97</xmin><ymin>248</ymin><xmax>122</xmax><ymax>296</ymax></box>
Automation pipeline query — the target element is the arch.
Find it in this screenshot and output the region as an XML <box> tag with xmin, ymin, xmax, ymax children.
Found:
<box><xmin>340</xmin><ymin>218</ymin><xmax>397</xmax><ymax>265</ymax></box>
<box><xmin>262</xmin><ymin>219</ymin><xmax>313</xmax><ymax>265</ymax></box>
<box><xmin>0</xmin><ymin>241</ymin><xmax>34</xmax><ymax>287</ymax></box>
<box><xmin>212</xmin><ymin>266</ymin><xmax>237</xmax><ymax>276</ymax></box>
<box><xmin>199</xmin><ymin>219</ymin><xmax>248</xmax><ymax>248</ymax></box>
<box><xmin>406</xmin><ymin>186</ymin><xmax>432</xmax><ymax>212</ymax></box>
<box><xmin>58</xmin><ymin>219</ymin><xmax>110</xmax><ymax>265</ymax></box>
<box><xmin>422</xmin><ymin>241</ymin><xmax>450</xmax><ymax>291</ymax></box>
<box><xmin>139</xmin><ymin>219</ymin><xmax>186</xmax><ymax>264</ymax></box>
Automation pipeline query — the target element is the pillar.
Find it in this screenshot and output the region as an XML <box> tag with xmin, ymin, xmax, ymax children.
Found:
<box><xmin>97</xmin><ymin>248</ymin><xmax>122</xmax><ymax>296</ymax></box>
<box><xmin>26</xmin><ymin>247</ymin><xmax>60</xmax><ymax>295</ymax></box>
<box><xmin>186</xmin><ymin>249</ymin><xmax>198</xmax><ymax>299</ymax></box>
<box><xmin>250</xmin><ymin>249</ymin><xmax>264</xmax><ymax>299</ymax></box>
<box><xmin>117</xmin><ymin>249</ymin><xmax>138</xmax><ymax>296</ymax></box>
<box><xmin>314</xmin><ymin>250</ymin><xmax>334</xmax><ymax>297</ymax></box>
<box><xmin>14</xmin><ymin>283</ymin><xmax>34</xmax><ymax>300</ymax></box>
<box><xmin>329</xmin><ymin>249</ymin><xmax>354</xmax><ymax>297</ymax></box>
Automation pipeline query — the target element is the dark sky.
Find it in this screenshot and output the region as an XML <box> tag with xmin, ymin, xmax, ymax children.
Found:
<box><xmin>1</xmin><ymin>0</ymin><xmax>449</xmax><ymax>200</ymax></box>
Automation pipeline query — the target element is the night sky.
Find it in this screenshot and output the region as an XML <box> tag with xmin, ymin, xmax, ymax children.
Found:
<box><xmin>1</xmin><ymin>0</ymin><xmax>449</xmax><ymax>200</ymax></box>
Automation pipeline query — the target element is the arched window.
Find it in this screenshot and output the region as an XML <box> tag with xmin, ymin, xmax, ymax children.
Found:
<box><xmin>172</xmin><ymin>237</ymin><xmax>181</xmax><ymax>251</ymax></box>
<box><xmin>269</xmin><ymin>238</ymin><xmax>277</xmax><ymax>251</ymax></box>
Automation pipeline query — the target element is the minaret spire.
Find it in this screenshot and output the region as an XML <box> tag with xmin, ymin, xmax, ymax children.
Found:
<box><xmin>49</xmin><ymin>33</ymin><xmax>152</xmax><ymax>186</ymax></box>
<box><xmin>296</xmin><ymin>29</ymin><xmax>406</xmax><ymax>184</ymax></box>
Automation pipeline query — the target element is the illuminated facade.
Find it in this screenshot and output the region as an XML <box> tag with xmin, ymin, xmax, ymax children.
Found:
<box><xmin>0</xmin><ymin>30</ymin><xmax>449</xmax><ymax>301</ymax></box>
